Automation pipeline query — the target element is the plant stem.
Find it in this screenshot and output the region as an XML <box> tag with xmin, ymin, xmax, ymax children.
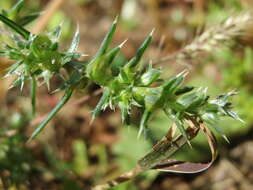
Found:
<box><xmin>28</xmin><ymin>87</ymin><xmax>74</xmax><ymax>141</ymax></box>
<box><xmin>30</xmin><ymin>76</ymin><xmax>37</xmax><ymax>117</ymax></box>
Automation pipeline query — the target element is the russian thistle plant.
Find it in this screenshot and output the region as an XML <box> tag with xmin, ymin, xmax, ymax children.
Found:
<box><xmin>0</xmin><ymin>1</ymin><xmax>246</xmax><ymax>188</ymax></box>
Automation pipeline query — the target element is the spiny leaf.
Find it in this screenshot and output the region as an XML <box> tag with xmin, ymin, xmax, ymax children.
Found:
<box><xmin>95</xmin><ymin>16</ymin><xmax>118</xmax><ymax>57</ymax></box>
<box><xmin>186</xmin><ymin>88</ymin><xmax>208</xmax><ymax>110</ymax></box>
<box><xmin>178</xmin><ymin>92</ymin><xmax>198</xmax><ymax>108</ymax></box>
<box><xmin>105</xmin><ymin>46</ymin><xmax>121</xmax><ymax>64</ymax></box>
<box><xmin>41</xmin><ymin>70</ymin><xmax>52</xmax><ymax>90</ymax></box>
<box><xmin>138</xmin><ymin>110</ymin><xmax>151</xmax><ymax>138</ymax></box>
<box><xmin>105</xmin><ymin>39</ymin><xmax>127</xmax><ymax>64</ymax></box>
<box><xmin>85</xmin><ymin>17</ymin><xmax>119</xmax><ymax>80</ymax></box>
<box><xmin>127</xmin><ymin>29</ymin><xmax>154</xmax><ymax>68</ymax></box>
<box><xmin>68</xmin><ymin>26</ymin><xmax>80</xmax><ymax>53</ymax></box>
<box><xmin>169</xmin><ymin>70</ymin><xmax>188</xmax><ymax>94</ymax></box>
<box><xmin>202</xmin><ymin>113</ymin><xmax>229</xmax><ymax>143</ymax></box>
<box><xmin>118</xmin><ymin>102</ymin><xmax>130</xmax><ymax>125</ymax></box>
<box><xmin>91</xmin><ymin>88</ymin><xmax>110</xmax><ymax>122</ymax></box>
<box><xmin>5</xmin><ymin>60</ymin><xmax>23</xmax><ymax>77</ymax></box>
<box><xmin>9</xmin><ymin>76</ymin><xmax>25</xmax><ymax>89</ymax></box>
<box><xmin>164</xmin><ymin>108</ymin><xmax>190</xmax><ymax>146</ymax></box>
<box><xmin>144</xmin><ymin>87</ymin><xmax>162</xmax><ymax>111</ymax></box>
<box><xmin>225</xmin><ymin>110</ymin><xmax>244</xmax><ymax>123</ymax></box>
<box><xmin>162</xmin><ymin>70</ymin><xmax>187</xmax><ymax>94</ymax></box>
<box><xmin>212</xmin><ymin>125</ymin><xmax>230</xmax><ymax>143</ymax></box>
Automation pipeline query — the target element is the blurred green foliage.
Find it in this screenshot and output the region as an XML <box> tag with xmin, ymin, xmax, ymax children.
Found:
<box><xmin>0</xmin><ymin>111</ymin><xmax>33</xmax><ymax>187</ymax></box>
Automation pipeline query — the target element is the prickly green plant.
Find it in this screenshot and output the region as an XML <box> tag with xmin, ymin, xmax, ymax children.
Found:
<box><xmin>0</xmin><ymin>1</ymin><xmax>244</xmax><ymax>188</ymax></box>
<box><xmin>0</xmin><ymin>8</ymin><xmax>242</xmax><ymax>142</ymax></box>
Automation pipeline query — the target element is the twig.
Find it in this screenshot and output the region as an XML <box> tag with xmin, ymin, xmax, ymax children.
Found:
<box><xmin>32</xmin><ymin>0</ymin><xmax>64</xmax><ymax>34</ymax></box>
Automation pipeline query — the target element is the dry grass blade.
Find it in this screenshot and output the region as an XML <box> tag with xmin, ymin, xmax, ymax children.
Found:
<box><xmin>154</xmin><ymin>11</ymin><xmax>253</xmax><ymax>66</ymax></box>
<box><xmin>200</xmin><ymin>124</ymin><xmax>218</xmax><ymax>161</ymax></box>
<box><xmin>153</xmin><ymin>159</ymin><xmax>214</xmax><ymax>174</ymax></box>
<box><xmin>152</xmin><ymin>121</ymin><xmax>217</xmax><ymax>174</ymax></box>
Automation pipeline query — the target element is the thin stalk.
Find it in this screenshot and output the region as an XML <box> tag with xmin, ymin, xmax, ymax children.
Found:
<box><xmin>30</xmin><ymin>76</ymin><xmax>37</xmax><ymax>117</ymax></box>
<box><xmin>28</xmin><ymin>87</ymin><xmax>74</xmax><ymax>141</ymax></box>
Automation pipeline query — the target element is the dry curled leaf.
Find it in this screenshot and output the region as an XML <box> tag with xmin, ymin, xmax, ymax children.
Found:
<box><xmin>152</xmin><ymin>124</ymin><xmax>217</xmax><ymax>173</ymax></box>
